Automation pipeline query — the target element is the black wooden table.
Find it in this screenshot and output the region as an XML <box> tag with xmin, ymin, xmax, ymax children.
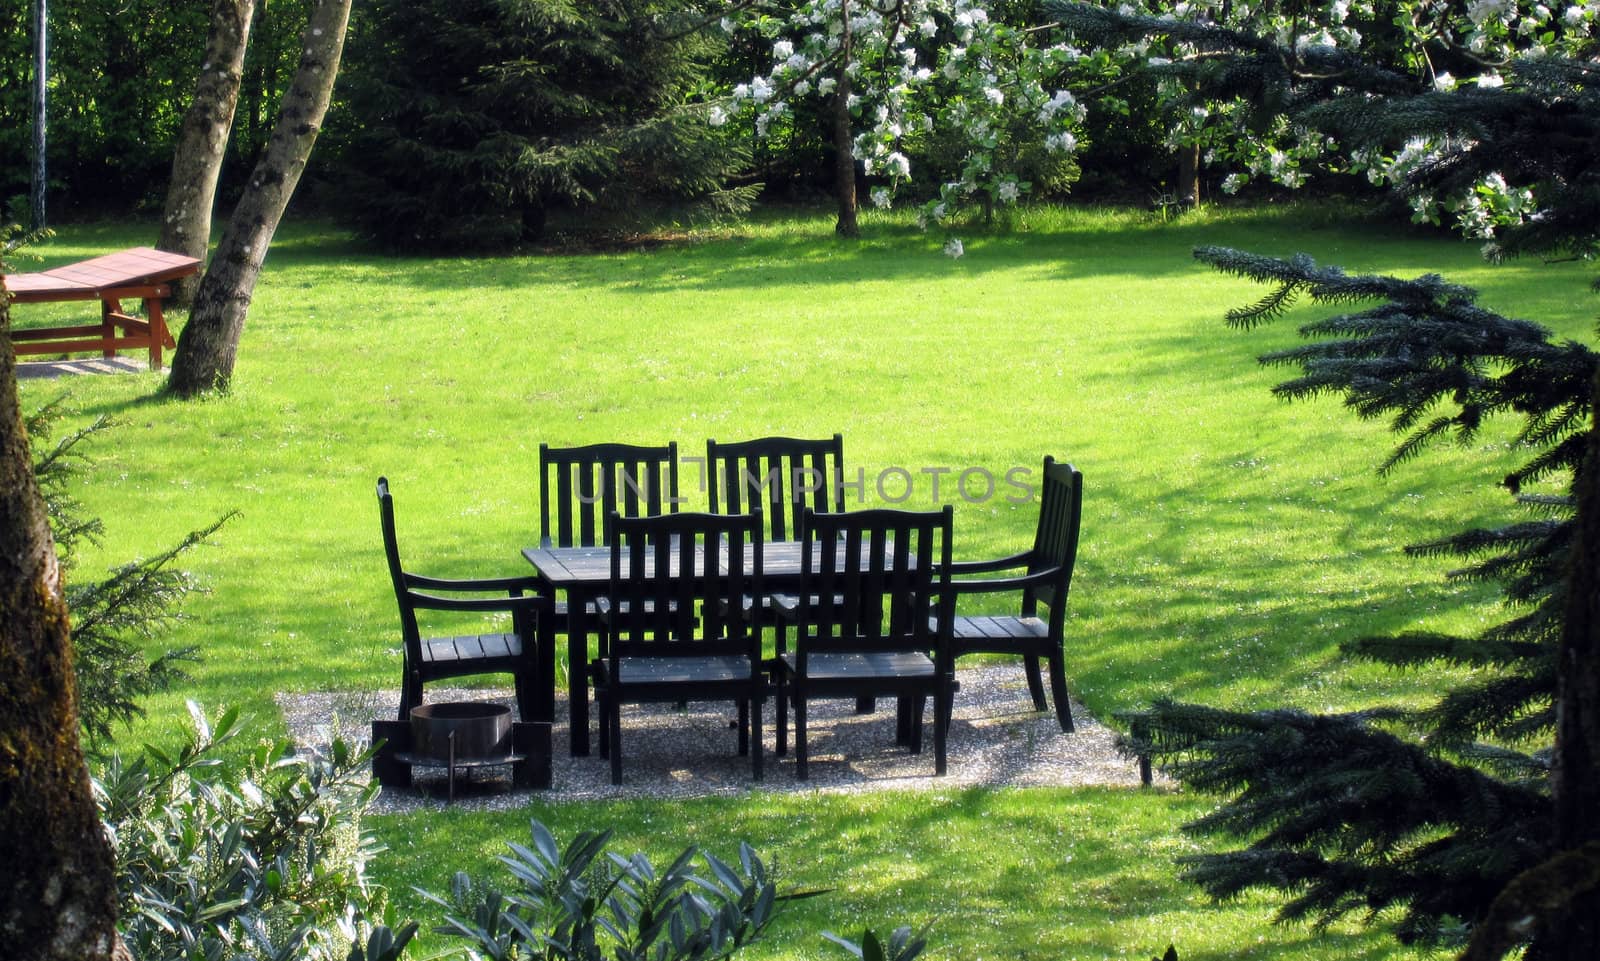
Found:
<box><xmin>524</xmin><ymin>540</ymin><xmax>883</xmax><ymax>748</ymax></box>
<box><xmin>523</xmin><ymin>540</ymin><xmax>819</xmax><ymax>756</ymax></box>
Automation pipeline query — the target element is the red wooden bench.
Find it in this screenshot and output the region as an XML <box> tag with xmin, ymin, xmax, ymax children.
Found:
<box><xmin>4</xmin><ymin>247</ymin><xmax>202</xmax><ymax>369</ymax></box>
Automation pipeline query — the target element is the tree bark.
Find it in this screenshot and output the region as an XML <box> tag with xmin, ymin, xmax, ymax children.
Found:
<box><xmin>156</xmin><ymin>0</ymin><xmax>256</xmax><ymax>308</ymax></box>
<box><xmin>1176</xmin><ymin>142</ymin><xmax>1201</xmax><ymax>207</ymax></box>
<box><xmin>0</xmin><ymin>279</ymin><xmax>120</xmax><ymax>961</ymax></box>
<box><xmin>165</xmin><ymin>0</ymin><xmax>352</xmax><ymax>398</ymax></box>
<box><xmin>831</xmin><ymin>0</ymin><xmax>858</xmax><ymax>238</ymax></box>
<box><xmin>1540</xmin><ymin>369</ymin><xmax>1600</xmax><ymax>956</ymax></box>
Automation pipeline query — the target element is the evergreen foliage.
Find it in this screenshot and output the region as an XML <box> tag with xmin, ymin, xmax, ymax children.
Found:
<box><xmin>327</xmin><ymin>0</ymin><xmax>754</xmax><ymax>251</ymax></box>
<box><xmin>26</xmin><ymin>396</ymin><xmax>232</xmax><ymax>747</ymax></box>
<box><xmin>1046</xmin><ymin>4</ymin><xmax>1600</xmax><ymax>956</ymax></box>
<box><xmin>1052</xmin><ymin>2</ymin><xmax>1600</xmax><ymax>263</ymax></box>
<box><xmin>1121</xmin><ymin>247</ymin><xmax>1588</xmax><ymax>950</ymax></box>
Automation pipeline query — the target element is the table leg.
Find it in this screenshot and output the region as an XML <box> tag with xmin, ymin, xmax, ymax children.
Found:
<box><xmin>145</xmin><ymin>296</ymin><xmax>168</xmax><ymax>369</ymax></box>
<box><xmin>101</xmin><ymin>299</ymin><xmax>118</xmax><ymax>359</ymax></box>
<box><xmin>568</xmin><ymin>592</ymin><xmax>590</xmax><ymax>756</ymax></box>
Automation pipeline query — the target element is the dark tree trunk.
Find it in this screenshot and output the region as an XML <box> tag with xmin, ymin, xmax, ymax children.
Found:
<box><xmin>831</xmin><ymin>0</ymin><xmax>858</xmax><ymax>238</ymax></box>
<box><xmin>1472</xmin><ymin>372</ymin><xmax>1600</xmax><ymax>961</ymax></box>
<box><xmin>157</xmin><ymin>0</ymin><xmax>256</xmax><ymax>308</ymax></box>
<box><xmin>0</xmin><ymin>278</ymin><xmax>120</xmax><ymax>961</ymax></box>
<box><xmin>1177</xmin><ymin>142</ymin><xmax>1201</xmax><ymax>206</ymax></box>
<box><xmin>166</xmin><ymin>0</ymin><xmax>352</xmax><ymax>398</ymax></box>
<box><xmin>1543</xmin><ymin>370</ymin><xmax>1600</xmax><ymax>955</ymax></box>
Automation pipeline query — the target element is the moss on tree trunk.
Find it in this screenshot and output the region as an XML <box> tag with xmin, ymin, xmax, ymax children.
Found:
<box><xmin>1</xmin><ymin>278</ymin><xmax>120</xmax><ymax>961</ymax></box>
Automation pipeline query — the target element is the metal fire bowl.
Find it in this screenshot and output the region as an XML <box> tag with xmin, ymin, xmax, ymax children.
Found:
<box><xmin>409</xmin><ymin>701</ymin><xmax>513</xmax><ymax>763</ymax></box>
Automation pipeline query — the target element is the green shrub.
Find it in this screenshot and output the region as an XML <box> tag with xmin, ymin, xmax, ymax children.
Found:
<box><xmin>419</xmin><ymin>820</ymin><xmax>783</xmax><ymax>961</ymax></box>
<box><xmin>97</xmin><ymin>703</ymin><xmax>407</xmax><ymax>961</ymax></box>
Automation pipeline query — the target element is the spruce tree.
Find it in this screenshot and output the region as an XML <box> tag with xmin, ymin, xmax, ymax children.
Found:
<box><xmin>1046</xmin><ymin>3</ymin><xmax>1600</xmax><ymax>958</ymax></box>
<box><xmin>328</xmin><ymin>0</ymin><xmax>754</xmax><ymax>252</ymax></box>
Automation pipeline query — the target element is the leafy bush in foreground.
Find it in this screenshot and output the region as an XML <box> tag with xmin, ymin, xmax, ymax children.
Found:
<box><xmin>420</xmin><ymin>820</ymin><xmax>782</xmax><ymax>961</ymax></box>
<box><xmin>97</xmin><ymin>703</ymin><xmax>409</xmax><ymax>961</ymax></box>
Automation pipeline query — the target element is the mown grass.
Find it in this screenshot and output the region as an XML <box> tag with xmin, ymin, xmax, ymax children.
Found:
<box><xmin>16</xmin><ymin>202</ymin><xmax>1595</xmax><ymax>959</ymax></box>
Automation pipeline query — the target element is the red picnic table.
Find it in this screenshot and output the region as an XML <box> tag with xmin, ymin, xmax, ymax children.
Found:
<box><xmin>5</xmin><ymin>247</ymin><xmax>202</xmax><ymax>369</ymax></box>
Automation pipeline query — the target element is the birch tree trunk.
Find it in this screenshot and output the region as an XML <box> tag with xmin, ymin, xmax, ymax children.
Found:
<box><xmin>156</xmin><ymin>0</ymin><xmax>256</xmax><ymax>308</ymax></box>
<box><xmin>166</xmin><ymin>0</ymin><xmax>352</xmax><ymax>398</ymax></box>
<box><xmin>0</xmin><ymin>278</ymin><xmax>120</xmax><ymax>961</ymax></box>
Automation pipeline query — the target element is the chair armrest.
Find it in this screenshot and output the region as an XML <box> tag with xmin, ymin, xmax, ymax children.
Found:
<box><xmin>945</xmin><ymin>550</ymin><xmax>1035</xmax><ymax>576</ymax></box>
<box><xmin>947</xmin><ymin>565</ymin><xmax>1062</xmax><ymax>596</ymax></box>
<box><xmin>406</xmin><ymin>591</ymin><xmax>550</xmax><ymax>615</ymax></box>
<box><xmin>404</xmin><ymin>572</ymin><xmax>546</xmax><ymax>595</ymax></box>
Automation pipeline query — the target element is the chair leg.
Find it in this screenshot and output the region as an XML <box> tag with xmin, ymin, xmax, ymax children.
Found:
<box><xmin>909</xmin><ymin>694</ymin><xmax>926</xmax><ymax>754</ymax></box>
<box><xmin>934</xmin><ymin>682</ymin><xmax>949</xmax><ymax>777</ymax></box>
<box><xmin>737</xmin><ymin>699</ymin><xmax>750</xmax><ymax>756</ymax></box>
<box><xmin>514</xmin><ymin>671</ymin><xmax>534</xmax><ymax>724</ymax></box>
<box><xmin>399</xmin><ymin>670</ymin><xmax>423</xmax><ymax>721</ymax></box>
<box><xmin>751</xmin><ymin>697</ymin><xmax>764</xmax><ymax>781</ymax></box>
<box><xmin>597</xmin><ymin>687</ymin><xmax>610</xmax><ymax>760</ymax></box>
<box><xmin>1048</xmin><ymin>654</ymin><xmax>1075</xmax><ymax>733</ymax></box>
<box><xmin>794</xmin><ymin>694</ymin><xmax>808</xmax><ymax>781</ymax></box>
<box><xmin>895</xmin><ymin>696</ymin><xmax>912</xmax><ymax>747</ymax></box>
<box><xmin>775</xmin><ymin>674</ymin><xmax>789</xmax><ymax>756</ymax></box>
<box><xmin>609</xmin><ymin>695</ymin><xmax>623</xmax><ymax>786</ymax></box>
<box><xmin>1023</xmin><ymin>655</ymin><xmax>1048</xmax><ymax>712</ymax></box>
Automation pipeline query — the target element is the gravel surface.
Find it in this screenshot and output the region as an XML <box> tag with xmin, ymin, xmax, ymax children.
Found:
<box><xmin>277</xmin><ymin>665</ymin><xmax>1147</xmax><ymax>813</ymax></box>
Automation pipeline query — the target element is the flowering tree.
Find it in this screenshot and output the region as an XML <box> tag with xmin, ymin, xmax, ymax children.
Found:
<box><xmin>1059</xmin><ymin>0</ymin><xmax>1599</xmax><ymax>243</ymax></box>
<box><xmin>714</xmin><ymin>0</ymin><xmax>1088</xmax><ymax>237</ymax></box>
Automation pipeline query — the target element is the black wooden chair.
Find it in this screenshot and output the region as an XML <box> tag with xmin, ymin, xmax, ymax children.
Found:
<box><xmin>706</xmin><ymin>433</ymin><xmax>844</xmax><ymax>644</ymax></box>
<box><xmin>539</xmin><ymin>441</ymin><xmax>681</xmax><ymax>548</ymax></box>
<box><xmin>774</xmin><ymin>506</ymin><xmax>956</xmax><ymax>780</ymax></box>
<box><xmin>946</xmin><ymin>456</ymin><xmax>1082</xmax><ymax>732</ymax></box>
<box><xmin>538</xmin><ymin>441</ymin><xmax>683</xmax><ymax>741</ymax></box>
<box><xmin>706</xmin><ymin>434</ymin><xmax>844</xmax><ymax>541</ymax></box>
<box><xmin>592</xmin><ymin>510</ymin><xmax>768</xmax><ymax>784</ymax></box>
<box><xmin>377</xmin><ymin>477</ymin><xmax>549</xmax><ymax>722</ymax></box>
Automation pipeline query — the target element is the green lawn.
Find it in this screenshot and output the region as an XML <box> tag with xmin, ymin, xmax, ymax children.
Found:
<box><xmin>17</xmin><ymin>203</ymin><xmax>1595</xmax><ymax>959</ymax></box>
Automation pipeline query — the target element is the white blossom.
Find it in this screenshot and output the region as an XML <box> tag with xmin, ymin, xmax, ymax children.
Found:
<box><xmin>944</xmin><ymin>237</ymin><xmax>964</xmax><ymax>258</ymax></box>
<box><xmin>871</xmin><ymin>186</ymin><xmax>893</xmax><ymax>208</ymax></box>
<box><xmin>1044</xmin><ymin>131</ymin><xmax>1078</xmax><ymax>153</ymax></box>
<box><xmin>1466</xmin><ymin>0</ymin><xmax>1511</xmax><ymax>24</ymax></box>
<box><xmin>996</xmin><ymin>180</ymin><xmax>1019</xmax><ymax>203</ymax></box>
<box><xmin>708</xmin><ymin>106</ymin><xmax>728</xmax><ymax>127</ymax></box>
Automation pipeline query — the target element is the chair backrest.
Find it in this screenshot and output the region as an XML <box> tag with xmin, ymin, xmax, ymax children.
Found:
<box><xmin>795</xmin><ymin>506</ymin><xmax>953</xmax><ymax>658</ymax></box>
<box><xmin>707</xmin><ymin>433</ymin><xmax>843</xmax><ymax>542</ymax></box>
<box><xmin>606</xmin><ymin>510</ymin><xmax>764</xmax><ymax>658</ymax></box>
<box><xmin>376</xmin><ymin>476</ymin><xmax>422</xmax><ymax>651</ymax></box>
<box><xmin>1027</xmin><ymin>457</ymin><xmax>1084</xmax><ymax>615</ymax></box>
<box><xmin>539</xmin><ymin>442</ymin><xmax>680</xmax><ymax>547</ymax></box>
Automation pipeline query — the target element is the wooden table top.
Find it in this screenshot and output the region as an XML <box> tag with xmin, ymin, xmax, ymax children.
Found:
<box><xmin>523</xmin><ymin>541</ymin><xmax>808</xmax><ymax>588</ymax></box>
<box><xmin>5</xmin><ymin>247</ymin><xmax>202</xmax><ymax>303</ymax></box>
